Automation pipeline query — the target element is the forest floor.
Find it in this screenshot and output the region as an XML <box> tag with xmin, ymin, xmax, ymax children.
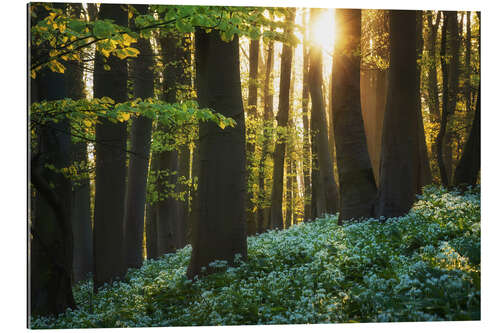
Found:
<box><xmin>31</xmin><ymin>185</ymin><xmax>480</xmax><ymax>328</ymax></box>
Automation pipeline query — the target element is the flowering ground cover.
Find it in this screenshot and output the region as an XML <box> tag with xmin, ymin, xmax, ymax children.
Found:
<box><xmin>31</xmin><ymin>185</ymin><xmax>480</xmax><ymax>328</ymax></box>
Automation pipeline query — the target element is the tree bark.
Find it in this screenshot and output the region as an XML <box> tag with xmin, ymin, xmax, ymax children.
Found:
<box><xmin>256</xmin><ymin>37</ymin><xmax>275</xmax><ymax>233</ymax></box>
<box><xmin>246</xmin><ymin>37</ymin><xmax>260</xmax><ymax>236</ymax></box>
<box><xmin>187</xmin><ymin>29</ymin><xmax>247</xmax><ymax>278</ymax></box>
<box><xmin>443</xmin><ymin>11</ymin><xmax>460</xmax><ymax>182</ymax></box>
<box><xmin>332</xmin><ymin>9</ymin><xmax>378</xmax><ymax>224</ymax></box>
<box><xmin>30</xmin><ymin>69</ymin><xmax>75</xmax><ymax>317</ymax></box>
<box><xmin>309</xmin><ymin>8</ymin><xmax>339</xmax><ymax>217</ymax></box>
<box><xmin>437</xmin><ymin>12</ymin><xmax>450</xmax><ymax>187</ymax></box>
<box><xmin>30</xmin><ymin>3</ymin><xmax>75</xmax><ymax>313</ymax></box>
<box><xmin>454</xmin><ymin>13</ymin><xmax>480</xmax><ymax>187</ymax></box>
<box><xmin>146</xmin><ymin>154</ymin><xmax>159</xmax><ymax>259</ymax></box>
<box><xmin>377</xmin><ymin>10</ymin><xmax>419</xmax><ymax>218</ymax></box>
<box><xmin>270</xmin><ymin>9</ymin><xmax>295</xmax><ymax>230</ymax></box>
<box><xmin>415</xmin><ymin>10</ymin><xmax>433</xmax><ymax>190</ymax></box>
<box><xmin>123</xmin><ymin>4</ymin><xmax>154</xmax><ymax>270</ymax></box>
<box><xmin>92</xmin><ymin>3</ymin><xmax>128</xmax><ymax>290</ymax></box>
<box><xmin>301</xmin><ymin>11</ymin><xmax>312</xmax><ymax>221</ymax></box>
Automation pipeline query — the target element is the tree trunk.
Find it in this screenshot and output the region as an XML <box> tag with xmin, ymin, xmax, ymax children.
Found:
<box><xmin>146</xmin><ymin>154</ymin><xmax>159</xmax><ymax>259</ymax></box>
<box><xmin>156</xmin><ymin>148</ymin><xmax>180</xmax><ymax>254</ymax></box>
<box><xmin>301</xmin><ymin>11</ymin><xmax>312</xmax><ymax>221</ymax></box>
<box><xmin>64</xmin><ymin>3</ymin><xmax>93</xmax><ymax>284</ymax></box>
<box><xmin>309</xmin><ymin>8</ymin><xmax>339</xmax><ymax>217</ymax></box>
<box><xmin>437</xmin><ymin>12</ymin><xmax>450</xmax><ymax>187</ymax></box>
<box><xmin>256</xmin><ymin>37</ymin><xmax>275</xmax><ymax>233</ymax></box>
<box><xmin>123</xmin><ymin>4</ymin><xmax>154</xmax><ymax>270</ymax></box>
<box><xmin>246</xmin><ymin>37</ymin><xmax>260</xmax><ymax>236</ymax></box>
<box><xmin>187</xmin><ymin>29</ymin><xmax>247</xmax><ymax>278</ymax></box>
<box><xmin>332</xmin><ymin>9</ymin><xmax>377</xmax><ymax>224</ymax></box>
<box><xmin>377</xmin><ymin>10</ymin><xmax>419</xmax><ymax>218</ymax></box>
<box><xmin>177</xmin><ymin>144</ymin><xmax>190</xmax><ymax>247</ymax></box>
<box><xmin>453</xmin><ymin>89</ymin><xmax>480</xmax><ymax>186</ymax></box>
<box><xmin>443</xmin><ymin>11</ymin><xmax>460</xmax><ymax>182</ymax></box>
<box><xmin>270</xmin><ymin>9</ymin><xmax>295</xmax><ymax>230</ymax></box>
<box><xmin>423</xmin><ymin>11</ymin><xmax>441</xmax><ymax>123</ymax></box>
<box><xmin>70</xmin><ymin>141</ymin><xmax>92</xmax><ymax>283</ymax></box>
<box><xmin>92</xmin><ymin>3</ymin><xmax>128</xmax><ymax>290</ymax></box>
<box><xmin>153</xmin><ymin>33</ymin><xmax>191</xmax><ymax>253</ymax></box>
<box><xmin>415</xmin><ymin>10</ymin><xmax>433</xmax><ymax>190</ymax></box>
<box><xmin>30</xmin><ymin>68</ymin><xmax>76</xmax><ymax>317</ymax></box>
<box><xmin>454</xmin><ymin>13</ymin><xmax>480</xmax><ymax>187</ymax></box>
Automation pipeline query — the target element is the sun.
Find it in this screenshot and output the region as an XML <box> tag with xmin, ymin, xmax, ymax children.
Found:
<box><xmin>310</xmin><ymin>9</ymin><xmax>336</xmax><ymax>52</ymax></box>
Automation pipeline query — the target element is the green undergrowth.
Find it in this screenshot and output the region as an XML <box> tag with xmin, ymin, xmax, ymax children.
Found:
<box><xmin>31</xmin><ymin>185</ymin><xmax>480</xmax><ymax>328</ymax></box>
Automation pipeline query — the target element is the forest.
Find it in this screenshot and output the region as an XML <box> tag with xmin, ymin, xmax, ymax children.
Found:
<box><xmin>28</xmin><ymin>2</ymin><xmax>481</xmax><ymax>328</ymax></box>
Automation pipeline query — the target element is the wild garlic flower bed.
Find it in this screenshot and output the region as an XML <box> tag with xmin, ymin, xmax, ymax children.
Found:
<box><xmin>31</xmin><ymin>186</ymin><xmax>480</xmax><ymax>328</ymax></box>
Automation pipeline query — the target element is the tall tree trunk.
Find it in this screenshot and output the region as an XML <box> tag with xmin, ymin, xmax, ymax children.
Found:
<box><xmin>464</xmin><ymin>12</ymin><xmax>472</xmax><ymax>118</ymax></box>
<box><xmin>423</xmin><ymin>11</ymin><xmax>442</xmax><ymax>123</ymax></box>
<box><xmin>443</xmin><ymin>11</ymin><xmax>460</xmax><ymax>182</ymax></box>
<box><xmin>332</xmin><ymin>9</ymin><xmax>377</xmax><ymax>224</ymax></box>
<box><xmin>309</xmin><ymin>8</ymin><xmax>339</xmax><ymax>216</ymax></box>
<box><xmin>123</xmin><ymin>4</ymin><xmax>154</xmax><ymax>271</ymax></box>
<box><xmin>453</xmin><ymin>89</ymin><xmax>480</xmax><ymax>186</ymax></box>
<box><xmin>415</xmin><ymin>10</ymin><xmax>433</xmax><ymax>190</ymax></box>
<box><xmin>285</xmin><ymin>156</ymin><xmax>292</xmax><ymax>229</ymax></box>
<box><xmin>454</xmin><ymin>13</ymin><xmax>480</xmax><ymax>186</ymax></box>
<box><xmin>187</xmin><ymin>29</ymin><xmax>247</xmax><ymax>278</ymax></box>
<box><xmin>270</xmin><ymin>9</ymin><xmax>295</xmax><ymax>230</ymax></box>
<box><xmin>246</xmin><ymin>37</ymin><xmax>260</xmax><ymax>236</ymax></box>
<box><xmin>146</xmin><ymin>154</ymin><xmax>159</xmax><ymax>259</ymax></box>
<box><xmin>155</xmin><ymin>148</ymin><xmax>180</xmax><ymax>254</ymax></box>
<box><xmin>437</xmin><ymin>12</ymin><xmax>450</xmax><ymax>187</ymax></box>
<box><xmin>377</xmin><ymin>10</ymin><xmax>419</xmax><ymax>218</ymax></box>
<box><xmin>188</xmin><ymin>141</ymin><xmax>200</xmax><ymax>243</ymax></box>
<box><xmin>178</xmin><ymin>144</ymin><xmax>190</xmax><ymax>247</ymax></box>
<box><xmin>30</xmin><ymin>3</ymin><xmax>75</xmax><ymax>313</ymax></box>
<box><xmin>92</xmin><ymin>3</ymin><xmax>128</xmax><ymax>290</ymax></box>
<box><xmin>61</xmin><ymin>3</ymin><xmax>93</xmax><ymax>284</ymax></box>
<box><xmin>30</xmin><ymin>70</ymin><xmax>75</xmax><ymax>317</ymax></box>
<box><xmin>154</xmin><ymin>33</ymin><xmax>188</xmax><ymax>254</ymax></box>
<box><xmin>256</xmin><ymin>37</ymin><xmax>275</xmax><ymax>233</ymax></box>
<box><xmin>301</xmin><ymin>11</ymin><xmax>312</xmax><ymax>221</ymax></box>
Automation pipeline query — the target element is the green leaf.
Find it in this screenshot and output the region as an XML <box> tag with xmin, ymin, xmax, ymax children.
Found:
<box><xmin>68</xmin><ymin>20</ymin><xmax>86</xmax><ymax>34</ymax></box>
<box><xmin>93</xmin><ymin>20</ymin><xmax>115</xmax><ymax>39</ymax></box>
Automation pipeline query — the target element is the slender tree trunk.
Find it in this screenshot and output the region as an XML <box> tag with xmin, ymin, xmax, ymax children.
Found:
<box><xmin>301</xmin><ymin>11</ymin><xmax>312</xmax><ymax>221</ymax></box>
<box><xmin>437</xmin><ymin>12</ymin><xmax>450</xmax><ymax>187</ymax></box>
<box><xmin>146</xmin><ymin>154</ymin><xmax>159</xmax><ymax>259</ymax></box>
<box><xmin>246</xmin><ymin>38</ymin><xmax>260</xmax><ymax>236</ymax></box>
<box><xmin>464</xmin><ymin>12</ymin><xmax>472</xmax><ymax>118</ymax></box>
<box><xmin>92</xmin><ymin>3</ymin><xmax>128</xmax><ymax>290</ymax></box>
<box><xmin>285</xmin><ymin>157</ymin><xmax>292</xmax><ymax>228</ymax></box>
<box><xmin>332</xmin><ymin>9</ymin><xmax>377</xmax><ymax>224</ymax></box>
<box><xmin>377</xmin><ymin>10</ymin><xmax>419</xmax><ymax>218</ymax></box>
<box><xmin>256</xmin><ymin>37</ymin><xmax>274</xmax><ymax>233</ymax></box>
<box><xmin>154</xmin><ymin>32</ymin><xmax>192</xmax><ymax>253</ymax></box>
<box><xmin>155</xmin><ymin>148</ymin><xmax>180</xmax><ymax>254</ymax></box>
<box><xmin>62</xmin><ymin>3</ymin><xmax>93</xmax><ymax>284</ymax></box>
<box><xmin>454</xmin><ymin>13</ymin><xmax>480</xmax><ymax>186</ymax></box>
<box><xmin>423</xmin><ymin>11</ymin><xmax>442</xmax><ymax>123</ymax></box>
<box><xmin>123</xmin><ymin>4</ymin><xmax>154</xmax><ymax>270</ymax></box>
<box><xmin>309</xmin><ymin>8</ymin><xmax>339</xmax><ymax>216</ymax></box>
<box><xmin>443</xmin><ymin>11</ymin><xmax>460</xmax><ymax>182</ymax></box>
<box><xmin>187</xmin><ymin>29</ymin><xmax>247</xmax><ymax>278</ymax></box>
<box><xmin>415</xmin><ymin>11</ymin><xmax>433</xmax><ymax>190</ymax></box>
<box><xmin>454</xmin><ymin>89</ymin><xmax>480</xmax><ymax>186</ymax></box>
<box><xmin>270</xmin><ymin>9</ymin><xmax>295</xmax><ymax>230</ymax></box>
<box><xmin>188</xmin><ymin>142</ymin><xmax>200</xmax><ymax>243</ymax></box>
<box><xmin>178</xmin><ymin>144</ymin><xmax>190</xmax><ymax>247</ymax></box>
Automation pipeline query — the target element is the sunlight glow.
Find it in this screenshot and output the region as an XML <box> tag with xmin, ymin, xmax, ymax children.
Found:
<box><xmin>310</xmin><ymin>9</ymin><xmax>336</xmax><ymax>53</ymax></box>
